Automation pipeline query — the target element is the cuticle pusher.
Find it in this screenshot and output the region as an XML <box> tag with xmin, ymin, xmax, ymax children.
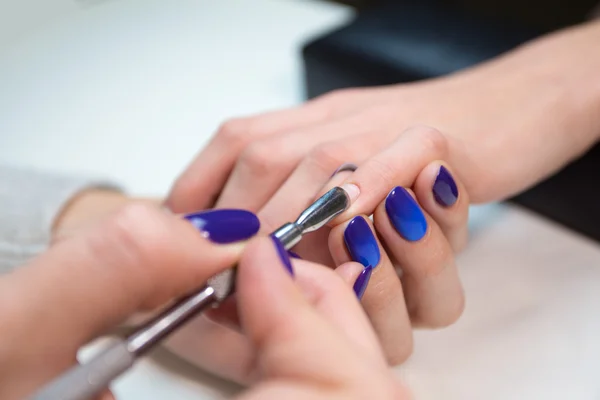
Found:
<box><xmin>31</xmin><ymin>186</ymin><xmax>350</xmax><ymax>400</ymax></box>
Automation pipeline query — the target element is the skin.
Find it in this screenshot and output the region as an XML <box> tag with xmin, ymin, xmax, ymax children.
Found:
<box><xmin>51</xmin><ymin>158</ymin><xmax>469</xmax><ymax>381</ymax></box>
<box><xmin>164</xmin><ymin>20</ymin><xmax>600</xmax><ymax>370</ymax></box>
<box><xmin>0</xmin><ymin>206</ymin><xmax>406</xmax><ymax>400</ymax></box>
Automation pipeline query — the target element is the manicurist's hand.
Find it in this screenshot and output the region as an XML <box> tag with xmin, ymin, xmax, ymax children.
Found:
<box><xmin>0</xmin><ymin>203</ymin><xmax>260</xmax><ymax>400</ymax></box>
<box><xmin>1</xmin><ymin>200</ymin><xmax>407</xmax><ymax>400</ymax></box>
<box><xmin>233</xmin><ymin>237</ymin><xmax>408</xmax><ymax>400</ymax></box>
<box><xmin>166</xmin><ymin>128</ymin><xmax>470</xmax><ymax>369</ymax></box>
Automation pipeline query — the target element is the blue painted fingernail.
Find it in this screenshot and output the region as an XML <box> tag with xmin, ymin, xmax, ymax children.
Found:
<box><xmin>432</xmin><ymin>166</ymin><xmax>458</xmax><ymax>207</ymax></box>
<box><xmin>271</xmin><ymin>236</ymin><xmax>294</xmax><ymax>276</ymax></box>
<box><xmin>184</xmin><ymin>209</ymin><xmax>260</xmax><ymax>244</ymax></box>
<box><xmin>353</xmin><ymin>266</ymin><xmax>373</xmax><ymax>300</ymax></box>
<box><xmin>385</xmin><ymin>187</ymin><xmax>427</xmax><ymax>241</ymax></box>
<box><xmin>288</xmin><ymin>250</ymin><xmax>302</xmax><ymax>259</ymax></box>
<box><xmin>344</xmin><ymin>216</ymin><xmax>381</xmax><ymax>268</ymax></box>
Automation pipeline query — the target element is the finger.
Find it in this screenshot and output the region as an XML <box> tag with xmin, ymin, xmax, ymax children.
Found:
<box><xmin>166</xmin><ymin>103</ymin><xmax>335</xmax><ymax>213</ymax></box>
<box><xmin>165</xmin><ymin>314</ymin><xmax>257</xmax><ymax>384</ymax></box>
<box><xmin>207</xmin><ymin>256</ymin><xmax>382</xmax><ymax>360</ymax></box>
<box><xmin>236</xmin><ymin>237</ymin><xmax>385</xmax><ymax>383</ymax></box>
<box><xmin>235</xmin><ymin>382</ymin><xmax>338</xmax><ymax>400</ymax></box>
<box><xmin>374</xmin><ymin>187</ymin><xmax>465</xmax><ymax>328</ymax></box>
<box><xmin>253</xmin><ymin>128</ymin><xmax>392</xmax><ymax>237</ymax></box>
<box><xmin>329</xmin><ymin>215</ymin><xmax>414</xmax><ymax>365</ymax></box>
<box><xmin>2</xmin><ymin>205</ymin><xmax>259</xmax><ymax>359</ymax></box>
<box><xmin>289</xmin><ymin>164</ymin><xmax>356</xmax><ymax>265</ymax></box>
<box><xmin>237</xmin><ymin>381</ymin><xmax>410</xmax><ymax>400</ymax></box>
<box><xmin>322</xmin><ymin>125</ymin><xmax>453</xmax><ymax>224</ymax></box>
<box><xmin>95</xmin><ymin>388</ymin><xmax>115</xmax><ymax>400</ymax></box>
<box><xmin>166</xmin><ymin>257</ymin><xmax>372</xmax><ymax>387</ymax></box>
<box><xmin>293</xmin><ymin>259</ymin><xmax>384</xmax><ymax>360</ymax></box>
<box><xmin>413</xmin><ymin>161</ymin><xmax>470</xmax><ymax>252</ymax></box>
<box><xmin>214</xmin><ymin>109</ymin><xmax>393</xmax><ymax>214</ymax></box>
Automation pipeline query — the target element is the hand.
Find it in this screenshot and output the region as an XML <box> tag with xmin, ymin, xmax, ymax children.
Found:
<box><xmin>166</xmin><ymin>124</ymin><xmax>470</xmax><ymax>369</ymax></box>
<box><xmin>166</xmin><ymin>22</ymin><xmax>600</xmax><ymax>368</ymax></box>
<box><xmin>233</xmin><ymin>237</ymin><xmax>407</xmax><ymax>400</ymax></box>
<box><xmin>168</xmin><ymin>21</ymin><xmax>600</xmax><ymax>213</ymax></box>
<box><xmin>52</xmin><ymin>189</ymin><xmax>159</xmax><ymax>242</ymax></box>
<box><xmin>1</xmin><ymin>201</ymin><xmax>406</xmax><ymax>400</ymax></box>
<box><xmin>0</xmin><ymin>204</ymin><xmax>259</xmax><ymax>399</ymax></box>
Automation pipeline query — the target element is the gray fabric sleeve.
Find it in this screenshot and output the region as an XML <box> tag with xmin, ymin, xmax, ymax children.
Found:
<box><xmin>0</xmin><ymin>165</ymin><xmax>122</xmax><ymax>273</ymax></box>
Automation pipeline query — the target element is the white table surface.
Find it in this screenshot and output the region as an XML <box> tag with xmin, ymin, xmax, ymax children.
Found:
<box><xmin>1</xmin><ymin>1</ymin><xmax>600</xmax><ymax>399</ymax></box>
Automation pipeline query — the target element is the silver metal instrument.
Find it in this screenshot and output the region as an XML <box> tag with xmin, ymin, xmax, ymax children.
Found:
<box><xmin>31</xmin><ymin>186</ymin><xmax>350</xmax><ymax>400</ymax></box>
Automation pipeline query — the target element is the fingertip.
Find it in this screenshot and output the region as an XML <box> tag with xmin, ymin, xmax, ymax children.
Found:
<box><xmin>414</xmin><ymin>161</ymin><xmax>468</xmax><ymax>209</ymax></box>
<box><xmin>236</xmin><ymin>237</ymin><xmax>304</xmax><ymax>344</ymax></box>
<box><xmin>334</xmin><ymin>261</ymin><xmax>364</xmax><ymax>286</ymax></box>
<box><xmin>414</xmin><ymin>161</ymin><xmax>469</xmax><ymax>251</ymax></box>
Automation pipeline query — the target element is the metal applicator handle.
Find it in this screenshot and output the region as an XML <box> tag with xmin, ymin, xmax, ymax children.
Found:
<box><xmin>30</xmin><ymin>187</ymin><xmax>350</xmax><ymax>400</ymax></box>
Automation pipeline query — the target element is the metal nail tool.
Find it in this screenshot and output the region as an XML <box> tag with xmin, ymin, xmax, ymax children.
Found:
<box><xmin>31</xmin><ymin>186</ymin><xmax>350</xmax><ymax>400</ymax></box>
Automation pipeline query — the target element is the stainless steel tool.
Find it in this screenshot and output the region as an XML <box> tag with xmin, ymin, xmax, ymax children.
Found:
<box><xmin>31</xmin><ymin>186</ymin><xmax>350</xmax><ymax>400</ymax></box>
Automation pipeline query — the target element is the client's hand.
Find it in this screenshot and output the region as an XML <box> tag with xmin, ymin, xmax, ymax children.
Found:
<box><xmin>166</xmin><ymin>125</ymin><xmax>470</xmax><ymax>368</ymax></box>
<box><xmin>233</xmin><ymin>237</ymin><xmax>407</xmax><ymax>400</ymax></box>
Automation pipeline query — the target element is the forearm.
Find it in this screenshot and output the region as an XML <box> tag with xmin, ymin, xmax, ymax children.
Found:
<box><xmin>490</xmin><ymin>19</ymin><xmax>600</xmax><ymax>150</ymax></box>
<box><xmin>428</xmin><ymin>20</ymin><xmax>600</xmax><ymax>202</ymax></box>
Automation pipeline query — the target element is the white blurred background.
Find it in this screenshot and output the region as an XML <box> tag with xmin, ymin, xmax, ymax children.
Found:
<box><xmin>0</xmin><ymin>0</ymin><xmax>352</xmax><ymax>196</ymax></box>
<box><xmin>2</xmin><ymin>1</ymin><xmax>600</xmax><ymax>399</ymax></box>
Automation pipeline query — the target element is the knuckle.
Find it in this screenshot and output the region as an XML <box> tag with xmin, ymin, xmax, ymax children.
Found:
<box><xmin>306</xmin><ymin>144</ymin><xmax>345</xmax><ymax>176</ymax></box>
<box><xmin>93</xmin><ymin>203</ymin><xmax>171</xmax><ymax>276</ymax></box>
<box><xmin>313</xmin><ymin>88</ymin><xmax>364</xmax><ymax>115</ymax></box>
<box><xmin>363</xmin><ymin>158</ymin><xmax>397</xmax><ymax>188</ymax></box>
<box><xmin>239</xmin><ymin>140</ymin><xmax>287</xmax><ymax>177</ymax></box>
<box><xmin>408</xmin><ymin>125</ymin><xmax>449</xmax><ymax>158</ymax></box>
<box><xmin>217</xmin><ymin>118</ymin><xmax>252</xmax><ymax>147</ymax></box>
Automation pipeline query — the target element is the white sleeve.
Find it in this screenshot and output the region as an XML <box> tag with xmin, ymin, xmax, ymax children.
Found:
<box><xmin>0</xmin><ymin>165</ymin><xmax>122</xmax><ymax>273</ymax></box>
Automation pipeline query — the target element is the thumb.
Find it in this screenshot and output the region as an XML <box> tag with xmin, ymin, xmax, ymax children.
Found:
<box><xmin>236</xmin><ymin>237</ymin><xmax>369</xmax><ymax>385</ymax></box>
<box><xmin>1</xmin><ymin>205</ymin><xmax>257</xmax><ymax>377</ymax></box>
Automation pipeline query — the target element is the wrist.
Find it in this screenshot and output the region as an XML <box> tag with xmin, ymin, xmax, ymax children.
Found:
<box><xmin>52</xmin><ymin>189</ymin><xmax>130</xmax><ymax>240</ymax></box>
<box><xmin>52</xmin><ymin>190</ymin><xmax>163</xmax><ymax>241</ymax></box>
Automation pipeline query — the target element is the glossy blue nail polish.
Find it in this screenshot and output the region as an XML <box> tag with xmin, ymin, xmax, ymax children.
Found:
<box><xmin>344</xmin><ymin>216</ymin><xmax>381</xmax><ymax>268</ymax></box>
<box><xmin>184</xmin><ymin>209</ymin><xmax>260</xmax><ymax>244</ymax></box>
<box><xmin>288</xmin><ymin>250</ymin><xmax>302</xmax><ymax>259</ymax></box>
<box><xmin>385</xmin><ymin>187</ymin><xmax>428</xmax><ymax>242</ymax></box>
<box><xmin>432</xmin><ymin>166</ymin><xmax>458</xmax><ymax>207</ymax></box>
<box><xmin>353</xmin><ymin>266</ymin><xmax>373</xmax><ymax>300</ymax></box>
<box><xmin>271</xmin><ymin>236</ymin><xmax>294</xmax><ymax>276</ymax></box>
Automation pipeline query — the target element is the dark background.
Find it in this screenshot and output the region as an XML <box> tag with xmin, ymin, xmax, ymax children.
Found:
<box><xmin>303</xmin><ymin>0</ymin><xmax>600</xmax><ymax>242</ymax></box>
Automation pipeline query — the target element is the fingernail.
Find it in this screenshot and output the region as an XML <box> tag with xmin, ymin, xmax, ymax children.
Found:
<box><xmin>184</xmin><ymin>209</ymin><xmax>260</xmax><ymax>244</ymax></box>
<box><xmin>344</xmin><ymin>216</ymin><xmax>381</xmax><ymax>268</ymax></box>
<box><xmin>353</xmin><ymin>266</ymin><xmax>373</xmax><ymax>300</ymax></box>
<box><xmin>271</xmin><ymin>236</ymin><xmax>294</xmax><ymax>276</ymax></box>
<box><xmin>340</xmin><ymin>183</ymin><xmax>360</xmax><ymax>204</ymax></box>
<box><xmin>331</xmin><ymin>163</ymin><xmax>358</xmax><ymax>178</ymax></box>
<box><xmin>432</xmin><ymin>165</ymin><xmax>458</xmax><ymax>207</ymax></box>
<box><xmin>385</xmin><ymin>187</ymin><xmax>427</xmax><ymax>242</ymax></box>
<box><xmin>288</xmin><ymin>250</ymin><xmax>302</xmax><ymax>259</ymax></box>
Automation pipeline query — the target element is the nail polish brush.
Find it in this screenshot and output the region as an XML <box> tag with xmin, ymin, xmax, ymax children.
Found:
<box><xmin>31</xmin><ymin>186</ymin><xmax>350</xmax><ymax>400</ymax></box>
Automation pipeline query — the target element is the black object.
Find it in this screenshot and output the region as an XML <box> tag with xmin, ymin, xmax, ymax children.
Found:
<box><xmin>303</xmin><ymin>1</ymin><xmax>543</xmax><ymax>97</ymax></box>
<box><xmin>302</xmin><ymin>0</ymin><xmax>600</xmax><ymax>241</ymax></box>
